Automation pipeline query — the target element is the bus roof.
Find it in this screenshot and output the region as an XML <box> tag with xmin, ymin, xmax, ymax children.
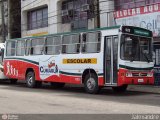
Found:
<box><xmin>7</xmin><ymin>25</ymin><xmax>152</xmax><ymax>41</ymax></box>
<box><xmin>7</xmin><ymin>25</ymin><xmax>121</xmax><ymax>41</ymax></box>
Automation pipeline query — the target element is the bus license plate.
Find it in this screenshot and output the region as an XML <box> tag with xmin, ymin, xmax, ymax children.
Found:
<box><xmin>138</xmin><ymin>79</ymin><xmax>144</xmax><ymax>83</ymax></box>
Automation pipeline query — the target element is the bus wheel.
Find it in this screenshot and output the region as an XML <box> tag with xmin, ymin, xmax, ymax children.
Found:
<box><xmin>26</xmin><ymin>71</ymin><xmax>42</xmax><ymax>88</ymax></box>
<box><xmin>112</xmin><ymin>85</ymin><xmax>128</xmax><ymax>93</ymax></box>
<box><xmin>50</xmin><ymin>82</ymin><xmax>65</xmax><ymax>89</ymax></box>
<box><xmin>10</xmin><ymin>79</ymin><xmax>18</xmax><ymax>84</ymax></box>
<box><xmin>84</xmin><ymin>73</ymin><xmax>99</xmax><ymax>94</ymax></box>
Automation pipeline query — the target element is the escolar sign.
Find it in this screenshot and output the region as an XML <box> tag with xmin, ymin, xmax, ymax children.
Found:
<box><xmin>63</xmin><ymin>58</ymin><xmax>97</xmax><ymax>64</ymax></box>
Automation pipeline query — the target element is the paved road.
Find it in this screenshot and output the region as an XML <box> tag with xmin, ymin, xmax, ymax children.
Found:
<box><xmin>0</xmin><ymin>81</ymin><xmax>160</xmax><ymax>115</ymax></box>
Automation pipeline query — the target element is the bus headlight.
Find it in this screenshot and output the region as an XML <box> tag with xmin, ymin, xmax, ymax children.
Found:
<box><xmin>147</xmin><ymin>72</ymin><xmax>153</xmax><ymax>77</ymax></box>
<box><xmin>126</xmin><ymin>72</ymin><xmax>132</xmax><ymax>77</ymax></box>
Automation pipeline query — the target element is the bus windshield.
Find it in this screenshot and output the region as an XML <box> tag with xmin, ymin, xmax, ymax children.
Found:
<box><xmin>120</xmin><ymin>34</ymin><xmax>152</xmax><ymax>62</ymax></box>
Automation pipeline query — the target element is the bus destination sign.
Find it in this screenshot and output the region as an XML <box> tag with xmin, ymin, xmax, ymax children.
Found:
<box><xmin>121</xmin><ymin>26</ymin><xmax>152</xmax><ymax>37</ymax></box>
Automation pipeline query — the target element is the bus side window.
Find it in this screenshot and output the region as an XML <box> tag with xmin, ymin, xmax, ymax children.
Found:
<box><xmin>30</xmin><ymin>47</ymin><xmax>33</xmax><ymax>55</ymax></box>
<box><xmin>6</xmin><ymin>41</ymin><xmax>16</xmax><ymax>56</ymax></box>
<box><xmin>62</xmin><ymin>35</ymin><xmax>70</xmax><ymax>54</ymax></box>
<box><xmin>72</xmin><ymin>34</ymin><xmax>80</xmax><ymax>53</ymax></box>
<box><xmin>31</xmin><ymin>38</ymin><xmax>45</xmax><ymax>55</ymax></box>
<box><xmin>45</xmin><ymin>45</ymin><xmax>48</xmax><ymax>54</ymax></box>
<box><xmin>46</xmin><ymin>36</ymin><xmax>61</xmax><ymax>55</ymax></box>
<box><xmin>82</xmin><ymin>32</ymin><xmax>101</xmax><ymax>53</ymax></box>
<box><xmin>62</xmin><ymin>34</ymin><xmax>80</xmax><ymax>54</ymax></box>
<box><xmin>26</xmin><ymin>40</ymin><xmax>31</xmax><ymax>56</ymax></box>
<box><xmin>82</xmin><ymin>34</ymin><xmax>86</xmax><ymax>52</ymax></box>
<box><xmin>17</xmin><ymin>40</ymin><xmax>25</xmax><ymax>56</ymax></box>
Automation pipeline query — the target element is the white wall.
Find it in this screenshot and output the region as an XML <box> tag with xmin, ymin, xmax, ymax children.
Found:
<box><xmin>21</xmin><ymin>0</ymin><xmax>58</xmax><ymax>37</ymax></box>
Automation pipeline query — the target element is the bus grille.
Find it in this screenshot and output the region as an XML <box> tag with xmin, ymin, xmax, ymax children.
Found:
<box><xmin>132</xmin><ymin>73</ymin><xmax>148</xmax><ymax>77</ymax></box>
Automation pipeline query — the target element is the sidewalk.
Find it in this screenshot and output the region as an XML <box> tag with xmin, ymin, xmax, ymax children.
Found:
<box><xmin>128</xmin><ymin>85</ymin><xmax>160</xmax><ymax>94</ymax></box>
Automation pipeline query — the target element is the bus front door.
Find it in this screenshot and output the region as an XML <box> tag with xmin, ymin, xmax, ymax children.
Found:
<box><xmin>104</xmin><ymin>36</ymin><xmax>118</xmax><ymax>85</ymax></box>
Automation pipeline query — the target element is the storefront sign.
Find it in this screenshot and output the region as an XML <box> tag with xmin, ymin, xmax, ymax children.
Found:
<box><xmin>114</xmin><ymin>3</ymin><xmax>160</xmax><ymax>37</ymax></box>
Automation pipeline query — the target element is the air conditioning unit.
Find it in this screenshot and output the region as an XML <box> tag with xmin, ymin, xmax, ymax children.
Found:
<box><xmin>61</xmin><ymin>10</ymin><xmax>69</xmax><ymax>16</ymax></box>
<box><xmin>81</xmin><ymin>4</ymin><xmax>90</xmax><ymax>12</ymax></box>
<box><xmin>62</xmin><ymin>9</ymin><xmax>75</xmax><ymax>17</ymax></box>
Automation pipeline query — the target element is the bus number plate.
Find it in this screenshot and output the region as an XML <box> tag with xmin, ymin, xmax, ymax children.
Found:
<box><xmin>138</xmin><ymin>79</ymin><xmax>144</xmax><ymax>83</ymax></box>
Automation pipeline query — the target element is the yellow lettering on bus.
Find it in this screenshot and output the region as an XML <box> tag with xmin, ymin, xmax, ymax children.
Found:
<box><xmin>63</xmin><ymin>58</ymin><xmax>97</xmax><ymax>64</ymax></box>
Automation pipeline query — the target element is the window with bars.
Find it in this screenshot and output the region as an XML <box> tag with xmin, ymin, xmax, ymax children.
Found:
<box><xmin>27</xmin><ymin>7</ymin><xmax>48</xmax><ymax>30</ymax></box>
<box><xmin>61</xmin><ymin>0</ymin><xmax>96</xmax><ymax>30</ymax></box>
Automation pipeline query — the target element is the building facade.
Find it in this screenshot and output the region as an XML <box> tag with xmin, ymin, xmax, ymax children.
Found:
<box><xmin>21</xmin><ymin>0</ymin><xmax>115</xmax><ymax>37</ymax></box>
<box><xmin>21</xmin><ymin>0</ymin><xmax>160</xmax><ymax>37</ymax></box>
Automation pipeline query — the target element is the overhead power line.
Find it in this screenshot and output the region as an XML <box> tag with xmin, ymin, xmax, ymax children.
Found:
<box><xmin>2</xmin><ymin>0</ymin><xmax>116</xmax><ymax>36</ymax></box>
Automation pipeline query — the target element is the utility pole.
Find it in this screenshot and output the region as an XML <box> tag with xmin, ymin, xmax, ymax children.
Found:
<box><xmin>1</xmin><ymin>0</ymin><xmax>6</xmax><ymax>43</ymax></box>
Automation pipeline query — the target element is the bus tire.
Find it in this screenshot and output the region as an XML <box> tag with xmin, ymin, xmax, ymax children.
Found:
<box><xmin>84</xmin><ymin>73</ymin><xmax>99</xmax><ymax>94</ymax></box>
<box><xmin>112</xmin><ymin>85</ymin><xmax>128</xmax><ymax>93</ymax></box>
<box><xmin>50</xmin><ymin>82</ymin><xmax>65</xmax><ymax>89</ymax></box>
<box><xmin>10</xmin><ymin>79</ymin><xmax>18</xmax><ymax>84</ymax></box>
<box><xmin>26</xmin><ymin>71</ymin><xmax>41</xmax><ymax>88</ymax></box>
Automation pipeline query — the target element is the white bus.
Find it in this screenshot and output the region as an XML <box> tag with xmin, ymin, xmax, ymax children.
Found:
<box><xmin>3</xmin><ymin>25</ymin><xmax>154</xmax><ymax>94</ymax></box>
<box><xmin>0</xmin><ymin>43</ymin><xmax>17</xmax><ymax>83</ymax></box>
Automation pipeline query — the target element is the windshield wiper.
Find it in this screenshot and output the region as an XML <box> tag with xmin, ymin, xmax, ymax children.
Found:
<box><xmin>130</xmin><ymin>55</ymin><xmax>135</xmax><ymax>62</ymax></box>
<box><xmin>144</xmin><ymin>54</ymin><xmax>150</xmax><ymax>63</ymax></box>
<box><xmin>142</xmin><ymin>51</ymin><xmax>150</xmax><ymax>63</ymax></box>
<box><xmin>130</xmin><ymin>49</ymin><xmax>137</xmax><ymax>62</ymax></box>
